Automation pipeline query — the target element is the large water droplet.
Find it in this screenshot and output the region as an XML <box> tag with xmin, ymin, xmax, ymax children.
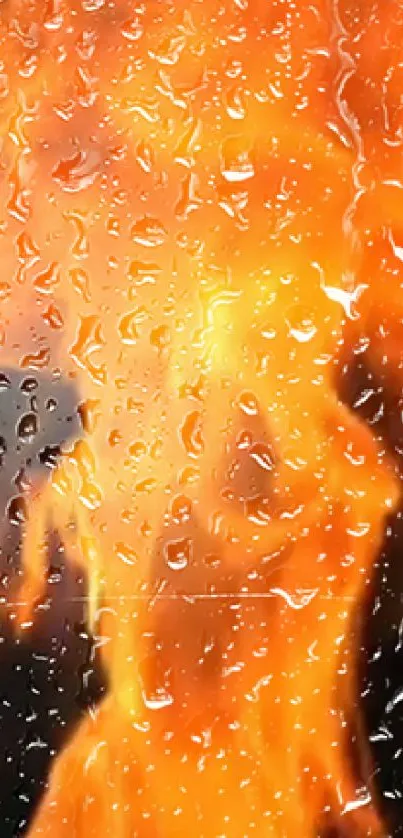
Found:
<box><xmin>131</xmin><ymin>217</ymin><xmax>167</xmax><ymax>248</ymax></box>
<box><xmin>53</xmin><ymin>148</ymin><xmax>101</xmax><ymax>193</ymax></box>
<box><xmin>20</xmin><ymin>376</ymin><xmax>38</xmax><ymax>395</ymax></box>
<box><xmin>38</xmin><ymin>444</ymin><xmax>61</xmax><ymax>470</ymax></box>
<box><xmin>114</xmin><ymin>542</ymin><xmax>138</xmax><ymax>566</ymax></box>
<box><xmin>170</xmin><ymin>494</ymin><xmax>192</xmax><ymax>524</ymax></box>
<box><xmin>7</xmin><ymin>495</ymin><xmax>28</xmax><ymax>526</ymax></box>
<box><xmin>249</xmin><ymin>442</ymin><xmax>275</xmax><ymax>472</ymax></box>
<box><xmin>238</xmin><ymin>391</ymin><xmax>259</xmax><ymax>416</ymax></box>
<box><xmin>33</xmin><ymin>262</ymin><xmax>60</xmax><ymax>295</ymax></box>
<box><xmin>17</xmin><ymin>412</ymin><xmax>38</xmax><ymax>444</ymax></box>
<box><xmin>141</xmin><ymin>688</ymin><xmax>174</xmax><ymax>711</ymax></box>
<box><xmin>221</xmin><ymin>137</ymin><xmax>255</xmax><ymax>183</ymax></box>
<box><xmin>179</xmin><ymin>410</ymin><xmax>204</xmax><ymax>457</ymax></box>
<box><xmin>164</xmin><ymin>536</ymin><xmax>192</xmax><ymax>571</ymax></box>
<box><xmin>0</xmin><ymin>373</ymin><xmax>11</xmax><ymax>392</ymax></box>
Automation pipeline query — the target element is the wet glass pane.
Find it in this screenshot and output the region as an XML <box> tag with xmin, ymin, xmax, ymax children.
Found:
<box><xmin>0</xmin><ymin>1</ymin><xmax>402</xmax><ymax>836</ymax></box>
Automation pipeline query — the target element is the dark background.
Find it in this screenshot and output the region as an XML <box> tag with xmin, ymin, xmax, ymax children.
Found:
<box><xmin>0</xmin><ymin>369</ymin><xmax>107</xmax><ymax>837</ymax></box>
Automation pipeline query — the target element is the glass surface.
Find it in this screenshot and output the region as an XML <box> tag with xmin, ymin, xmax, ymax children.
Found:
<box><xmin>0</xmin><ymin>1</ymin><xmax>402</xmax><ymax>836</ymax></box>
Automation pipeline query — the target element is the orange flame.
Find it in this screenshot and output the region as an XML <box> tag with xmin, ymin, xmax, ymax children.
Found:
<box><xmin>1</xmin><ymin>0</ymin><xmax>402</xmax><ymax>835</ymax></box>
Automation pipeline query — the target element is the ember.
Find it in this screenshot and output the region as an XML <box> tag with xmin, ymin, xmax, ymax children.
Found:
<box><xmin>0</xmin><ymin>0</ymin><xmax>402</xmax><ymax>836</ymax></box>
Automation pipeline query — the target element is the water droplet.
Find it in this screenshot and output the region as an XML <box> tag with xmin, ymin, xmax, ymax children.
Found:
<box><xmin>128</xmin><ymin>440</ymin><xmax>147</xmax><ymax>460</ymax></box>
<box><xmin>150</xmin><ymin>324</ymin><xmax>171</xmax><ymax>352</ymax></box>
<box><xmin>118</xmin><ymin>310</ymin><xmax>140</xmax><ymax>345</ymax></box>
<box><xmin>53</xmin><ymin>148</ymin><xmax>101</xmax><ymax>193</ymax></box>
<box><xmin>135</xmin><ymin>140</ymin><xmax>154</xmax><ymax>173</ymax></box>
<box><xmin>38</xmin><ymin>444</ymin><xmax>61</xmax><ymax>470</ymax></box>
<box><xmin>0</xmin><ymin>282</ymin><xmax>11</xmax><ymax>300</ymax></box>
<box><xmin>20</xmin><ymin>376</ymin><xmax>38</xmax><ymax>394</ymax></box>
<box><xmin>238</xmin><ymin>391</ymin><xmax>259</xmax><ymax>416</ymax></box>
<box><xmin>175</xmin><ymin>172</ymin><xmax>202</xmax><ymax>219</ymax></box>
<box><xmin>44</xmin><ymin>0</ymin><xmax>64</xmax><ymax>31</ymax></box>
<box><xmin>249</xmin><ymin>442</ymin><xmax>275</xmax><ymax>472</ymax></box>
<box><xmin>20</xmin><ymin>347</ymin><xmax>51</xmax><ymax>370</ymax></box>
<box><xmin>33</xmin><ymin>262</ymin><xmax>60</xmax><ymax>295</ymax></box>
<box><xmin>69</xmin><ymin>267</ymin><xmax>91</xmax><ymax>302</ymax></box>
<box><xmin>175</xmin><ymin>115</ymin><xmax>201</xmax><ymax>167</ymax></box>
<box><xmin>0</xmin><ymin>435</ymin><xmax>7</xmax><ymax>467</ymax></box>
<box><xmin>244</xmin><ymin>494</ymin><xmax>271</xmax><ymax>526</ymax></box>
<box><xmin>221</xmin><ymin>137</ymin><xmax>255</xmax><ymax>183</ymax></box>
<box><xmin>82</xmin><ymin>0</ymin><xmax>105</xmax><ymax>13</ymax></box>
<box><xmin>131</xmin><ymin>217</ymin><xmax>167</xmax><ymax>248</ymax></box>
<box><xmin>385</xmin><ymin>686</ymin><xmax>403</xmax><ymax>715</ymax></box>
<box><xmin>7</xmin><ymin>152</ymin><xmax>31</xmax><ymax>222</ymax></box>
<box><xmin>164</xmin><ymin>536</ymin><xmax>192</xmax><ymax>571</ymax></box>
<box><xmin>64</xmin><ymin>210</ymin><xmax>89</xmax><ymax>259</ymax></box>
<box><xmin>70</xmin><ymin>315</ymin><xmax>107</xmax><ymax>385</ymax></box>
<box><xmin>108</xmin><ymin>430</ymin><xmax>122</xmax><ymax>448</ymax></box>
<box><xmin>17</xmin><ymin>412</ymin><xmax>38</xmax><ymax>444</ymax></box>
<box><xmin>179</xmin><ymin>410</ymin><xmax>204</xmax><ymax>457</ymax></box>
<box><xmin>13</xmin><ymin>467</ymin><xmax>31</xmax><ymax>494</ymax></box>
<box><xmin>135</xmin><ymin>478</ymin><xmax>157</xmax><ymax>495</ymax></box>
<box><xmin>141</xmin><ymin>688</ymin><xmax>174</xmax><ymax>711</ymax></box>
<box><xmin>122</xmin><ymin>16</ymin><xmax>144</xmax><ymax>42</ymax></box>
<box><xmin>149</xmin><ymin>33</ymin><xmax>186</xmax><ymax>66</ymax></box>
<box><xmin>127</xmin><ymin>260</ymin><xmax>162</xmax><ymax>285</ymax></box>
<box><xmin>273</xmin><ymin>587</ymin><xmax>319</xmax><ymax>610</ymax></box>
<box><xmin>77</xmin><ymin>399</ymin><xmax>101</xmax><ymax>433</ymax></box>
<box><xmin>114</xmin><ymin>542</ymin><xmax>137</xmax><ymax>566</ymax></box>
<box><xmin>45</xmin><ymin>397</ymin><xmax>58</xmax><ymax>412</ymax></box>
<box><xmin>203</xmin><ymin>553</ymin><xmax>221</xmax><ymax>569</ymax></box>
<box><xmin>170</xmin><ymin>494</ymin><xmax>192</xmax><ymax>524</ymax></box>
<box><xmin>226</xmin><ymin>86</ymin><xmax>246</xmax><ymax>120</ymax></box>
<box><xmin>236</xmin><ymin>430</ymin><xmax>253</xmax><ymax>450</ymax></box>
<box><xmin>0</xmin><ymin>372</ymin><xmax>11</xmax><ymax>391</ymax></box>
<box><xmin>43</xmin><ymin>304</ymin><xmax>64</xmax><ymax>329</ymax></box>
<box><xmin>287</xmin><ymin>318</ymin><xmax>318</xmax><ymax>344</ymax></box>
<box><xmin>0</xmin><ymin>73</ymin><xmax>9</xmax><ymax>100</ymax></box>
<box><xmin>80</xmin><ymin>478</ymin><xmax>102</xmax><ymax>511</ymax></box>
<box><xmin>7</xmin><ymin>495</ymin><xmax>28</xmax><ymax>526</ymax></box>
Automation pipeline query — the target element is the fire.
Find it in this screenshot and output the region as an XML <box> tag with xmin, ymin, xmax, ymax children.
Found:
<box><xmin>0</xmin><ymin>0</ymin><xmax>402</xmax><ymax>835</ymax></box>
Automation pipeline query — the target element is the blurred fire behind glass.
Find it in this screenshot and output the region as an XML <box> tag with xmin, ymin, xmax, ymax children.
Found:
<box><xmin>1</xmin><ymin>1</ymin><xmax>403</xmax><ymax>837</ymax></box>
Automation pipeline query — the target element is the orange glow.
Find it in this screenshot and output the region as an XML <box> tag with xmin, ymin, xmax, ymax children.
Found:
<box><xmin>1</xmin><ymin>1</ymin><xmax>402</xmax><ymax>835</ymax></box>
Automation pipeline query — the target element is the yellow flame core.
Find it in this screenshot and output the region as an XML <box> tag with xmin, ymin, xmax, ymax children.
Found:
<box><xmin>0</xmin><ymin>0</ymin><xmax>402</xmax><ymax>835</ymax></box>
